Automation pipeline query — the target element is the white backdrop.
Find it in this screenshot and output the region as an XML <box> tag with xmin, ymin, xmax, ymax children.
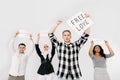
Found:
<box><xmin>0</xmin><ymin>0</ymin><xmax>120</xmax><ymax>80</ymax></box>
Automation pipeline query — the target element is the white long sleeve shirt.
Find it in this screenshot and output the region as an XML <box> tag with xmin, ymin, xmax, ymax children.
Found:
<box><xmin>9</xmin><ymin>52</ymin><xmax>29</xmax><ymax>76</ymax></box>
<box><xmin>8</xmin><ymin>36</ymin><xmax>34</xmax><ymax>76</ymax></box>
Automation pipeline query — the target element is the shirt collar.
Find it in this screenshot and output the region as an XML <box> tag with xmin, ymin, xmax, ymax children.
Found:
<box><xmin>64</xmin><ymin>42</ymin><xmax>71</xmax><ymax>45</ymax></box>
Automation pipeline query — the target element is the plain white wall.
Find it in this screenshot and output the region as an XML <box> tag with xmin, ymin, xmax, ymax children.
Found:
<box><xmin>0</xmin><ymin>0</ymin><xmax>120</xmax><ymax>80</ymax></box>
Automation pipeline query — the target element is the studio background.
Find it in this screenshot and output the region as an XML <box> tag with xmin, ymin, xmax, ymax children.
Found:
<box><xmin>0</xmin><ymin>0</ymin><xmax>120</xmax><ymax>80</ymax></box>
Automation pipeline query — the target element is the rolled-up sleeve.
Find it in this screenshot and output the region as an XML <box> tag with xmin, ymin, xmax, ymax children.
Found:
<box><xmin>48</xmin><ymin>33</ymin><xmax>59</xmax><ymax>47</ymax></box>
<box><xmin>105</xmin><ymin>53</ymin><xmax>114</xmax><ymax>58</ymax></box>
<box><xmin>75</xmin><ymin>32</ymin><xmax>89</xmax><ymax>48</ymax></box>
<box><xmin>89</xmin><ymin>54</ymin><xmax>95</xmax><ymax>60</ymax></box>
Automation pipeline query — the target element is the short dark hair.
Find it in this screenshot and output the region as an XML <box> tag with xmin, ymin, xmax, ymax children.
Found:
<box><xmin>62</xmin><ymin>30</ymin><xmax>71</xmax><ymax>35</ymax></box>
<box><xmin>18</xmin><ymin>43</ymin><xmax>26</xmax><ymax>47</ymax></box>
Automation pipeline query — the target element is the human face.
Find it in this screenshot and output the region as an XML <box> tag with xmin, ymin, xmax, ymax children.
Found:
<box><xmin>44</xmin><ymin>44</ymin><xmax>49</xmax><ymax>51</ymax></box>
<box><xmin>94</xmin><ymin>46</ymin><xmax>101</xmax><ymax>53</ymax></box>
<box><xmin>18</xmin><ymin>45</ymin><xmax>26</xmax><ymax>53</ymax></box>
<box><xmin>62</xmin><ymin>31</ymin><xmax>71</xmax><ymax>44</ymax></box>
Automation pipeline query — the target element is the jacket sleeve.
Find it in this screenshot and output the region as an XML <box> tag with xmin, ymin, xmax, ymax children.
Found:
<box><xmin>49</xmin><ymin>43</ymin><xmax>56</xmax><ymax>62</ymax></box>
<box><xmin>35</xmin><ymin>44</ymin><xmax>43</xmax><ymax>58</ymax></box>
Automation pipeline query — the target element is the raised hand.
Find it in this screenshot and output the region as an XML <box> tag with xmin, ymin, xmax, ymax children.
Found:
<box><xmin>29</xmin><ymin>34</ymin><xmax>32</xmax><ymax>40</ymax></box>
<box><xmin>84</xmin><ymin>13</ymin><xmax>90</xmax><ymax>18</ymax></box>
<box><xmin>14</xmin><ymin>31</ymin><xmax>19</xmax><ymax>37</ymax></box>
<box><xmin>91</xmin><ymin>40</ymin><xmax>94</xmax><ymax>45</ymax></box>
<box><xmin>56</xmin><ymin>20</ymin><xmax>62</xmax><ymax>25</ymax></box>
<box><xmin>37</xmin><ymin>33</ymin><xmax>40</xmax><ymax>44</ymax></box>
<box><xmin>84</xmin><ymin>27</ymin><xmax>91</xmax><ymax>35</ymax></box>
<box><xmin>104</xmin><ymin>40</ymin><xmax>108</xmax><ymax>44</ymax></box>
<box><xmin>37</xmin><ymin>33</ymin><xmax>40</xmax><ymax>40</ymax></box>
<box><xmin>48</xmin><ymin>20</ymin><xmax>62</xmax><ymax>33</ymax></box>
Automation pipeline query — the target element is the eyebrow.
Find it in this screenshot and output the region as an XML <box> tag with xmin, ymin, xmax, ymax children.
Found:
<box><xmin>44</xmin><ymin>46</ymin><xmax>48</xmax><ymax>47</ymax></box>
<box><xmin>19</xmin><ymin>46</ymin><xmax>25</xmax><ymax>48</ymax></box>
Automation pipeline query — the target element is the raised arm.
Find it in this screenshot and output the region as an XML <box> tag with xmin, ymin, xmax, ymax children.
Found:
<box><xmin>89</xmin><ymin>41</ymin><xmax>94</xmax><ymax>56</ymax></box>
<box><xmin>9</xmin><ymin>31</ymin><xmax>19</xmax><ymax>54</ymax></box>
<box><xmin>49</xmin><ymin>43</ymin><xmax>56</xmax><ymax>62</ymax></box>
<box><xmin>35</xmin><ymin>33</ymin><xmax>42</xmax><ymax>58</ymax></box>
<box><xmin>48</xmin><ymin>20</ymin><xmax>62</xmax><ymax>46</ymax></box>
<box><xmin>74</xmin><ymin>13</ymin><xmax>91</xmax><ymax>48</ymax></box>
<box><xmin>75</xmin><ymin>27</ymin><xmax>90</xmax><ymax>49</ymax></box>
<box><xmin>27</xmin><ymin>34</ymin><xmax>34</xmax><ymax>56</ymax></box>
<box><xmin>84</xmin><ymin>27</ymin><xmax>91</xmax><ymax>35</ymax></box>
<box><xmin>84</xmin><ymin>12</ymin><xmax>91</xmax><ymax>35</ymax></box>
<box><xmin>48</xmin><ymin>20</ymin><xmax>62</xmax><ymax>34</ymax></box>
<box><xmin>36</xmin><ymin>33</ymin><xmax>40</xmax><ymax>44</ymax></box>
<box><xmin>105</xmin><ymin>41</ymin><xmax>114</xmax><ymax>57</ymax></box>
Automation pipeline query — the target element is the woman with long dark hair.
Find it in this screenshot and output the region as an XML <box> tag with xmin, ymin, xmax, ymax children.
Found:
<box><xmin>89</xmin><ymin>40</ymin><xmax>114</xmax><ymax>80</ymax></box>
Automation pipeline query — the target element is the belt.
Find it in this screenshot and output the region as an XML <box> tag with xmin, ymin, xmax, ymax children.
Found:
<box><xmin>9</xmin><ymin>74</ymin><xmax>24</xmax><ymax>77</ymax></box>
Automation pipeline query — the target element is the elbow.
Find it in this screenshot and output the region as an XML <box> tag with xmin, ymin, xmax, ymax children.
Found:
<box><xmin>111</xmin><ymin>52</ymin><xmax>115</xmax><ymax>56</ymax></box>
<box><xmin>89</xmin><ymin>51</ymin><xmax>93</xmax><ymax>55</ymax></box>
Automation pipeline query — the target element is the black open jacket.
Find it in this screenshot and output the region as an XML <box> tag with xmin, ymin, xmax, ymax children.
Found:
<box><xmin>35</xmin><ymin>43</ymin><xmax>55</xmax><ymax>75</ymax></box>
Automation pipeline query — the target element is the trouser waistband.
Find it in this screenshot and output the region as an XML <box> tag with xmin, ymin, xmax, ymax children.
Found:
<box><xmin>9</xmin><ymin>74</ymin><xmax>24</xmax><ymax>77</ymax></box>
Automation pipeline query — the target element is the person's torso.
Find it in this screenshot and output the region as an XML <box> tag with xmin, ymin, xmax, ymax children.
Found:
<box><xmin>56</xmin><ymin>42</ymin><xmax>81</xmax><ymax>79</ymax></box>
<box><xmin>38</xmin><ymin>53</ymin><xmax>54</xmax><ymax>75</ymax></box>
<box><xmin>9</xmin><ymin>53</ymin><xmax>29</xmax><ymax>76</ymax></box>
<box><xmin>92</xmin><ymin>55</ymin><xmax>106</xmax><ymax>68</ymax></box>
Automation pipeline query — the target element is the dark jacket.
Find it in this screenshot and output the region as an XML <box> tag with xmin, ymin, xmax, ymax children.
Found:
<box><xmin>35</xmin><ymin>43</ymin><xmax>55</xmax><ymax>75</ymax></box>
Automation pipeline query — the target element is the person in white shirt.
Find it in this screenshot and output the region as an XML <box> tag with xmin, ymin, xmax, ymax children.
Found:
<box><xmin>8</xmin><ymin>31</ymin><xmax>34</xmax><ymax>80</ymax></box>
